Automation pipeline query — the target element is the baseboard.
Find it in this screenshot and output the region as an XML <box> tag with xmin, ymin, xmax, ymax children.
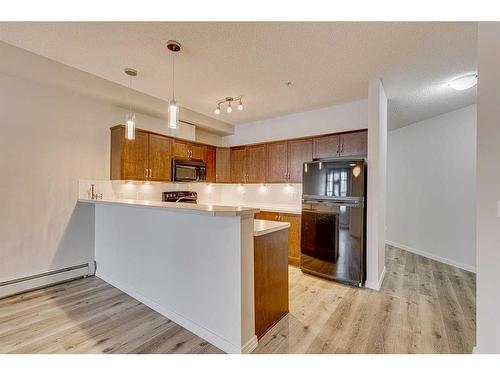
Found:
<box><xmin>241</xmin><ymin>335</ymin><xmax>258</xmax><ymax>354</ymax></box>
<box><xmin>97</xmin><ymin>271</ymin><xmax>248</xmax><ymax>354</ymax></box>
<box><xmin>0</xmin><ymin>262</ymin><xmax>93</xmax><ymax>299</ymax></box>
<box><xmin>386</xmin><ymin>240</ymin><xmax>476</xmax><ymax>273</ymax></box>
<box><xmin>365</xmin><ymin>266</ymin><xmax>386</xmax><ymax>291</ymax></box>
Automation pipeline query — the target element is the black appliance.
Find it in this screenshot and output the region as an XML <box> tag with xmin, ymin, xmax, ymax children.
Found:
<box><xmin>172</xmin><ymin>159</ymin><xmax>206</xmax><ymax>182</ymax></box>
<box><xmin>162</xmin><ymin>191</ymin><xmax>198</xmax><ymax>204</ymax></box>
<box><xmin>300</xmin><ymin>157</ymin><xmax>367</xmax><ymax>286</ymax></box>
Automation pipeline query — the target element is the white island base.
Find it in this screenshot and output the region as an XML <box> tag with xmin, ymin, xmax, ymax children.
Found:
<box><xmin>83</xmin><ymin>198</ymin><xmax>259</xmax><ymax>354</ymax></box>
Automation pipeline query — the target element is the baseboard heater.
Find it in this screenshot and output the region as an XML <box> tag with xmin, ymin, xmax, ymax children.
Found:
<box><xmin>0</xmin><ymin>262</ymin><xmax>96</xmax><ymax>299</ymax></box>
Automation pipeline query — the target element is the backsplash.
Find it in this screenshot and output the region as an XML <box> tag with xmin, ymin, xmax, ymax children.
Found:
<box><xmin>78</xmin><ymin>180</ymin><xmax>302</xmax><ymax>209</ymax></box>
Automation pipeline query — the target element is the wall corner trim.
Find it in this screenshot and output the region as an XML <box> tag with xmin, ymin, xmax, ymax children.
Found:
<box><xmin>365</xmin><ymin>266</ymin><xmax>386</xmax><ymax>291</ymax></box>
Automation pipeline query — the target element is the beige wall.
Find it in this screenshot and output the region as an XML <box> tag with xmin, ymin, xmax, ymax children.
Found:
<box><xmin>0</xmin><ymin>71</ymin><xmax>207</xmax><ymax>282</ymax></box>
<box><xmin>475</xmin><ymin>22</ymin><xmax>500</xmax><ymax>353</ymax></box>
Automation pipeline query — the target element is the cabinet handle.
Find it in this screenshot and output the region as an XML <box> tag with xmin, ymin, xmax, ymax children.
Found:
<box><xmin>149</xmin><ymin>169</ymin><xmax>152</xmax><ymax>178</ymax></box>
<box><xmin>337</xmin><ymin>140</ymin><xmax>340</xmax><ymax>154</ymax></box>
<box><xmin>341</xmin><ymin>140</ymin><xmax>344</xmax><ymax>153</ymax></box>
<box><xmin>145</xmin><ymin>169</ymin><xmax>148</xmax><ymax>178</ymax></box>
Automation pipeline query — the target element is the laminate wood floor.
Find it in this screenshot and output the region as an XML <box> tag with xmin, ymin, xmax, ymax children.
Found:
<box><xmin>0</xmin><ymin>245</ymin><xmax>475</xmax><ymax>354</ymax></box>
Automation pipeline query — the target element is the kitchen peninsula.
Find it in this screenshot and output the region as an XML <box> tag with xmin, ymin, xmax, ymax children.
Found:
<box><xmin>80</xmin><ymin>197</ymin><xmax>289</xmax><ymax>354</ymax></box>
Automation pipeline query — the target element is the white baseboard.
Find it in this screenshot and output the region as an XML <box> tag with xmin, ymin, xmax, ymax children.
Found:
<box><xmin>97</xmin><ymin>271</ymin><xmax>250</xmax><ymax>354</ymax></box>
<box><xmin>0</xmin><ymin>262</ymin><xmax>93</xmax><ymax>299</ymax></box>
<box><xmin>241</xmin><ymin>335</ymin><xmax>258</xmax><ymax>354</ymax></box>
<box><xmin>365</xmin><ymin>266</ymin><xmax>386</xmax><ymax>291</ymax></box>
<box><xmin>386</xmin><ymin>240</ymin><xmax>476</xmax><ymax>273</ymax></box>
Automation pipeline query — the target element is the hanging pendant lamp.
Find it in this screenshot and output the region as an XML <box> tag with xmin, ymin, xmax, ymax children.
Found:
<box><xmin>124</xmin><ymin>68</ymin><xmax>138</xmax><ymax>140</ymax></box>
<box><xmin>166</xmin><ymin>40</ymin><xmax>181</xmax><ymax>129</ymax></box>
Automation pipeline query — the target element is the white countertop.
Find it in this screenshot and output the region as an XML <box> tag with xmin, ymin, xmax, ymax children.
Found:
<box><xmin>79</xmin><ymin>198</ymin><xmax>260</xmax><ymax>217</ymax></box>
<box><xmin>254</xmin><ymin>219</ymin><xmax>290</xmax><ymax>237</ymax></box>
<box><xmin>204</xmin><ymin>202</ymin><xmax>301</xmax><ymax>215</ymax></box>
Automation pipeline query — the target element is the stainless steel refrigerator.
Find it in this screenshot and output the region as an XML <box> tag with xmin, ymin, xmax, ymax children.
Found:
<box><xmin>300</xmin><ymin>157</ymin><xmax>367</xmax><ymax>286</ymax></box>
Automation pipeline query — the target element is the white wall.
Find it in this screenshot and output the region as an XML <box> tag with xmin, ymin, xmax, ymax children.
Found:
<box><xmin>0</xmin><ymin>71</ymin><xmax>198</xmax><ymax>283</ymax></box>
<box><xmin>386</xmin><ymin>105</ymin><xmax>477</xmax><ymax>272</ymax></box>
<box><xmin>475</xmin><ymin>22</ymin><xmax>500</xmax><ymax>354</ymax></box>
<box><xmin>223</xmin><ymin>99</ymin><xmax>367</xmax><ymax>146</ymax></box>
<box><xmin>366</xmin><ymin>79</ymin><xmax>387</xmax><ymax>290</ymax></box>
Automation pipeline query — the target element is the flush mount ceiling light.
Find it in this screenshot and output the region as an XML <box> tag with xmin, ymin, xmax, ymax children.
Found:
<box><xmin>214</xmin><ymin>96</ymin><xmax>244</xmax><ymax>115</ymax></box>
<box><xmin>166</xmin><ymin>40</ymin><xmax>181</xmax><ymax>129</ymax></box>
<box><xmin>448</xmin><ymin>73</ymin><xmax>478</xmax><ymax>91</ymax></box>
<box><xmin>124</xmin><ymin>68</ymin><xmax>138</xmax><ymax>140</ymax></box>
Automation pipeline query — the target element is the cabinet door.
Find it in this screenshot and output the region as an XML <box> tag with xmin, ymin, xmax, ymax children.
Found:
<box><xmin>246</xmin><ymin>144</ymin><xmax>267</xmax><ymax>183</ymax></box>
<box><xmin>255</xmin><ymin>211</ymin><xmax>281</xmax><ymax>221</ymax></box>
<box><xmin>149</xmin><ymin>134</ymin><xmax>172</xmax><ymax>182</ymax></box>
<box><xmin>340</xmin><ymin>130</ymin><xmax>368</xmax><ymax>156</ymax></box>
<box><xmin>288</xmin><ymin>139</ymin><xmax>312</xmax><ymax>183</ymax></box>
<box><xmin>205</xmin><ymin>146</ymin><xmax>216</xmax><ymax>183</ymax></box>
<box><xmin>313</xmin><ymin>135</ymin><xmax>340</xmax><ymax>159</ymax></box>
<box><xmin>172</xmin><ymin>140</ymin><xmax>188</xmax><ymax>159</ymax></box>
<box><xmin>230</xmin><ymin>147</ymin><xmax>247</xmax><ymax>183</ymax></box>
<box><xmin>190</xmin><ymin>143</ymin><xmax>206</xmax><ymax>161</ymax></box>
<box><xmin>122</xmin><ymin>130</ymin><xmax>149</xmax><ymax>180</ymax></box>
<box><xmin>280</xmin><ymin>213</ymin><xmax>302</xmax><ymax>267</ymax></box>
<box><xmin>266</xmin><ymin>141</ymin><xmax>288</xmax><ymax>183</ymax></box>
<box><xmin>216</xmin><ymin>148</ymin><xmax>231</xmax><ymax>183</ymax></box>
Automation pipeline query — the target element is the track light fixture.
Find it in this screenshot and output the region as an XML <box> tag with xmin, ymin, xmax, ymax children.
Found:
<box><xmin>214</xmin><ymin>96</ymin><xmax>244</xmax><ymax>115</ymax></box>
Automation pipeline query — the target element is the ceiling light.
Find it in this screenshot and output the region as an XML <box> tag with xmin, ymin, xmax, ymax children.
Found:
<box><xmin>449</xmin><ymin>73</ymin><xmax>478</xmax><ymax>91</ymax></box>
<box><xmin>166</xmin><ymin>40</ymin><xmax>181</xmax><ymax>129</ymax></box>
<box><xmin>124</xmin><ymin>68</ymin><xmax>137</xmax><ymax>140</ymax></box>
<box><xmin>215</xmin><ymin>96</ymin><xmax>244</xmax><ymax>115</ymax></box>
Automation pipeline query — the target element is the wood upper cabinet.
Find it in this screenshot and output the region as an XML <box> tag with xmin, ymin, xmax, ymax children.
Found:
<box><xmin>230</xmin><ymin>147</ymin><xmax>247</xmax><ymax>183</ymax></box>
<box><xmin>148</xmin><ymin>134</ymin><xmax>172</xmax><ymax>182</ymax></box>
<box><xmin>171</xmin><ymin>139</ymin><xmax>206</xmax><ymax>161</ymax></box>
<box><xmin>266</xmin><ymin>141</ymin><xmax>288</xmax><ymax>183</ymax></box>
<box><xmin>172</xmin><ymin>139</ymin><xmax>188</xmax><ymax>159</ymax></box>
<box><xmin>111</xmin><ymin>127</ymin><xmax>150</xmax><ymax>181</ymax></box>
<box><xmin>287</xmin><ymin>139</ymin><xmax>312</xmax><ymax>183</ymax></box>
<box><xmin>313</xmin><ymin>134</ymin><xmax>341</xmax><ymax>159</ymax></box>
<box><xmin>205</xmin><ymin>146</ymin><xmax>216</xmax><ymax>183</ymax></box>
<box><xmin>216</xmin><ymin>147</ymin><xmax>231</xmax><ymax>183</ymax></box>
<box><xmin>246</xmin><ymin>144</ymin><xmax>267</xmax><ymax>183</ymax></box>
<box><xmin>190</xmin><ymin>144</ymin><xmax>206</xmax><ymax>161</ymax></box>
<box><xmin>339</xmin><ymin>130</ymin><xmax>368</xmax><ymax>156</ymax></box>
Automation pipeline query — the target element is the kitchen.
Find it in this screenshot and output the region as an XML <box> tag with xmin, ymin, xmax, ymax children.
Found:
<box><xmin>0</xmin><ymin>19</ymin><xmax>497</xmax><ymax>361</ymax></box>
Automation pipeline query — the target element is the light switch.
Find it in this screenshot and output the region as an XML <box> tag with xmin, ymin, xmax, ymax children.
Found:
<box><xmin>497</xmin><ymin>201</ymin><xmax>500</xmax><ymax>218</ymax></box>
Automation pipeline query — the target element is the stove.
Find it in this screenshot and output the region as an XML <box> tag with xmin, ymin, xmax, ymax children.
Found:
<box><xmin>162</xmin><ymin>191</ymin><xmax>197</xmax><ymax>204</ymax></box>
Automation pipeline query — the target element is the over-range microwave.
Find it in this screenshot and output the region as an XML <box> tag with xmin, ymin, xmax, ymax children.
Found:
<box><xmin>172</xmin><ymin>159</ymin><xmax>207</xmax><ymax>182</ymax></box>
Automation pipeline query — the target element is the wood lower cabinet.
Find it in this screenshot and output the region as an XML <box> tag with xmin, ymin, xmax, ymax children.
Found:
<box><xmin>111</xmin><ymin>127</ymin><xmax>150</xmax><ymax>181</ymax></box>
<box><xmin>266</xmin><ymin>141</ymin><xmax>288</xmax><ymax>183</ymax></box>
<box><xmin>246</xmin><ymin>144</ymin><xmax>267</xmax><ymax>183</ymax></box>
<box><xmin>254</xmin><ymin>211</ymin><xmax>301</xmax><ymax>267</ymax></box>
<box><xmin>287</xmin><ymin>139</ymin><xmax>312</xmax><ymax>183</ymax></box>
<box><xmin>254</xmin><ymin>228</ymin><xmax>289</xmax><ymax>339</ymax></box>
<box><xmin>230</xmin><ymin>147</ymin><xmax>247</xmax><ymax>183</ymax></box>
<box><xmin>149</xmin><ymin>134</ymin><xmax>172</xmax><ymax>182</ymax></box>
<box><xmin>205</xmin><ymin>146</ymin><xmax>216</xmax><ymax>183</ymax></box>
<box><xmin>216</xmin><ymin>148</ymin><xmax>231</xmax><ymax>183</ymax></box>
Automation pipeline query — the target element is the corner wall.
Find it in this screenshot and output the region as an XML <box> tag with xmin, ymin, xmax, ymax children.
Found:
<box><xmin>475</xmin><ymin>22</ymin><xmax>500</xmax><ymax>354</ymax></box>
<box><xmin>386</xmin><ymin>105</ymin><xmax>477</xmax><ymax>272</ymax></box>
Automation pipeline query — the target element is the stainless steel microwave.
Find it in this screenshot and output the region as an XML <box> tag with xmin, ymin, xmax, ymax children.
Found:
<box><xmin>172</xmin><ymin>159</ymin><xmax>207</xmax><ymax>182</ymax></box>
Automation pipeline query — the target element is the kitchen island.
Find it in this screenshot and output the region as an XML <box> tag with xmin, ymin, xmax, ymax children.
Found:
<box><xmin>80</xmin><ymin>198</ymin><xmax>259</xmax><ymax>354</ymax></box>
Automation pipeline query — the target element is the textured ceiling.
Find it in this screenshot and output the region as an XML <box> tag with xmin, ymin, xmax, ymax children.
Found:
<box><xmin>0</xmin><ymin>22</ymin><xmax>477</xmax><ymax>130</ymax></box>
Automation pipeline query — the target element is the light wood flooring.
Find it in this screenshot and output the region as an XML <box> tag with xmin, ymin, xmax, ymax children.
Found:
<box><xmin>0</xmin><ymin>245</ymin><xmax>475</xmax><ymax>354</ymax></box>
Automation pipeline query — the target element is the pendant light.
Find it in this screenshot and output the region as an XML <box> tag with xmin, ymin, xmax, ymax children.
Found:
<box><xmin>166</xmin><ymin>40</ymin><xmax>181</xmax><ymax>129</ymax></box>
<box><xmin>124</xmin><ymin>68</ymin><xmax>137</xmax><ymax>140</ymax></box>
